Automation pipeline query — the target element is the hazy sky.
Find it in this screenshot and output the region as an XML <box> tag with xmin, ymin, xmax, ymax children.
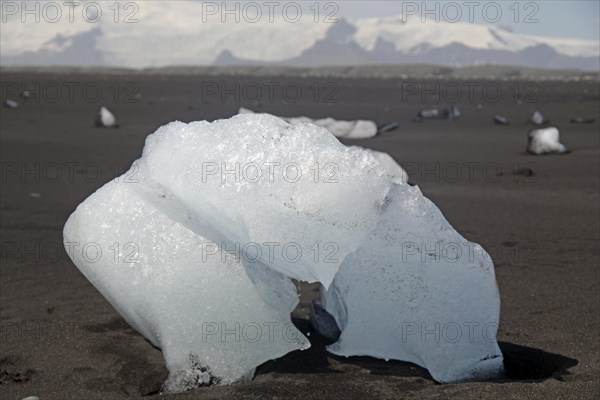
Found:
<box><xmin>335</xmin><ymin>0</ymin><xmax>599</xmax><ymax>40</ymax></box>
<box><xmin>2</xmin><ymin>1</ymin><xmax>598</xmax><ymax>41</ymax></box>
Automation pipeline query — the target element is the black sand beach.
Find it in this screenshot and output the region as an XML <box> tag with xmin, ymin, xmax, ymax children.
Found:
<box><xmin>1</xmin><ymin>70</ymin><xmax>598</xmax><ymax>399</ymax></box>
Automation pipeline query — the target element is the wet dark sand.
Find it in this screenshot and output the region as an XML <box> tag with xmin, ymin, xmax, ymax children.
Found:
<box><xmin>1</xmin><ymin>71</ymin><xmax>598</xmax><ymax>399</ymax></box>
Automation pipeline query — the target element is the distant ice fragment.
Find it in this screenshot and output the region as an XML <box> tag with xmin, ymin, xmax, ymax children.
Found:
<box><xmin>570</xmin><ymin>117</ymin><xmax>594</xmax><ymax>124</ymax></box>
<box><xmin>377</xmin><ymin>122</ymin><xmax>400</xmax><ymax>134</ymax></box>
<box><xmin>527</xmin><ymin>127</ymin><xmax>567</xmax><ymax>155</ymax></box>
<box><xmin>413</xmin><ymin>108</ymin><xmax>440</xmax><ymax>122</ymax></box>
<box><xmin>445</xmin><ymin>105</ymin><xmax>460</xmax><ymax>120</ymax></box>
<box><xmin>494</xmin><ymin>115</ymin><xmax>509</xmax><ymax>125</ymax></box>
<box><xmin>529</xmin><ymin>110</ymin><xmax>546</xmax><ymax>126</ymax></box>
<box><xmin>238</xmin><ymin>107</ymin><xmax>377</xmax><ymax>139</ymax></box>
<box><xmin>95</xmin><ymin>106</ymin><xmax>118</xmax><ymax>128</ymax></box>
<box><xmin>4</xmin><ymin>99</ymin><xmax>18</xmax><ymax>108</ymax></box>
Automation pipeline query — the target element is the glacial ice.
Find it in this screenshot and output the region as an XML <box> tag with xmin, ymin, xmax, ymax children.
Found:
<box><xmin>95</xmin><ymin>106</ymin><xmax>118</xmax><ymax>128</ymax></box>
<box><xmin>238</xmin><ymin>107</ymin><xmax>378</xmax><ymax>139</ymax></box>
<box><xmin>529</xmin><ymin>110</ymin><xmax>546</xmax><ymax>126</ymax></box>
<box><xmin>63</xmin><ymin>173</ymin><xmax>309</xmax><ymax>391</ymax></box>
<box><xmin>318</xmin><ymin>181</ymin><xmax>503</xmax><ymax>382</ymax></box>
<box><xmin>4</xmin><ymin>99</ymin><xmax>18</xmax><ymax>108</ymax></box>
<box><xmin>527</xmin><ymin>127</ymin><xmax>567</xmax><ymax>155</ymax></box>
<box><xmin>64</xmin><ymin>113</ymin><xmax>503</xmax><ymax>391</ymax></box>
<box><xmin>350</xmin><ymin>147</ymin><xmax>409</xmax><ymax>183</ymax></box>
<box><xmin>494</xmin><ymin>115</ymin><xmax>509</xmax><ymax>125</ymax></box>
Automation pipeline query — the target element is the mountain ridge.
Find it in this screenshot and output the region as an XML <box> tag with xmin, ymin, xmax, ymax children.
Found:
<box><xmin>2</xmin><ymin>15</ymin><xmax>598</xmax><ymax>70</ymax></box>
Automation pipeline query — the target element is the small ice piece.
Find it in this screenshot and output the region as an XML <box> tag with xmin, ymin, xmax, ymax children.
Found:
<box><xmin>446</xmin><ymin>105</ymin><xmax>460</xmax><ymax>120</ymax></box>
<box><xmin>527</xmin><ymin>127</ymin><xmax>567</xmax><ymax>155</ymax></box>
<box><xmin>377</xmin><ymin>122</ymin><xmax>400</xmax><ymax>134</ymax></box>
<box><xmin>529</xmin><ymin>110</ymin><xmax>546</xmax><ymax>125</ymax></box>
<box><xmin>570</xmin><ymin>117</ymin><xmax>594</xmax><ymax>124</ymax></box>
<box><xmin>413</xmin><ymin>108</ymin><xmax>440</xmax><ymax>122</ymax></box>
<box><xmin>350</xmin><ymin>146</ymin><xmax>408</xmax><ymax>183</ymax></box>
<box><xmin>309</xmin><ymin>117</ymin><xmax>377</xmax><ymax>139</ymax></box>
<box><xmin>4</xmin><ymin>99</ymin><xmax>18</xmax><ymax>108</ymax></box>
<box><xmin>238</xmin><ymin>107</ymin><xmax>377</xmax><ymax>139</ymax></box>
<box><xmin>418</xmin><ymin>109</ymin><xmax>440</xmax><ymax>119</ymax></box>
<box><xmin>95</xmin><ymin>106</ymin><xmax>118</xmax><ymax>128</ymax></box>
<box><xmin>494</xmin><ymin>115</ymin><xmax>509</xmax><ymax>125</ymax></box>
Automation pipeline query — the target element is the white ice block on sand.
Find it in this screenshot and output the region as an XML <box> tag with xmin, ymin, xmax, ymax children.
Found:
<box><xmin>95</xmin><ymin>106</ymin><xmax>118</xmax><ymax>128</ymax></box>
<box><xmin>238</xmin><ymin>107</ymin><xmax>378</xmax><ymax>139</ymax></box>
<box><xmin>527</xmin><ymin>127</ymin><xmax>567</xmax><ymax>155</ymax></box>
<box><xmin>530</xmin><ymin>110</ymin><xmax>546</xmax><ymax>126</ymax></box>
<box><xmin>64</xmin><ymin>113</ymin><xmax>503</xmax><ymax>391</ymax></box>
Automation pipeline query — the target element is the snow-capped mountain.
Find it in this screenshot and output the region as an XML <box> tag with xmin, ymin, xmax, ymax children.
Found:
<box><xmin>216</xmin><ymin>18</ymin><xmax>599</xmax><ymax>70</ymax></box>
<box><xmin>1</xmin><ymin>5</ymin><xmax>598</xmax><ymax>71</ymax></box>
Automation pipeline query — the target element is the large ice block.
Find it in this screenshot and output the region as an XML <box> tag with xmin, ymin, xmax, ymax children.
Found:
<box><xmin>64</xmin><ymin>114</ymin><xmax>503</xmax><ymax>391</ymax></box>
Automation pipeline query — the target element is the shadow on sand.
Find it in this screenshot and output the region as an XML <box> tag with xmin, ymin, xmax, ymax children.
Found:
<box><xmin>256</xmin><ymin>318</ymin><xmax>579</xmax><ymax>383</ymax></box>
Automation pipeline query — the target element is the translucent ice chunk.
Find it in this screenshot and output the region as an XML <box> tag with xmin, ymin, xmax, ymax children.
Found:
<box><xmin>238</xmin><ymin>107</ymin><xmax>378</xmax><ymax>139</ymax></box>
<box><xmin>319</xmin><ymin>182</ymin><xmax>503</xmax><ymax>382</ymax></box>
<box><xmin>350</xmin><ymin>146</ymin><xmax>408</xmax><ymax>183</ymax></box>
<box><xmin>95</xmin><ymin>106</ymin><xmax>118</xmax><ymax>128</ymax></box>
<box><xmin>527</xmin><ymin>127</ymin><xmax>567</xmax><ymax>155</ymax></box>
<box><xmin>63</xmin><ymin>177</ymin><xmax>309</xmax><ymax>391</ymax></box>
<box><xmin>529</xmin><ymin>110</ymin><xmax>546</xmax><ymax>126</ymax></box>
